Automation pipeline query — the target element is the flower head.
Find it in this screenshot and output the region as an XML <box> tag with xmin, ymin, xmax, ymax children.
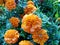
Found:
<box><xmin>32</xmin><ymin>29</ymin><xmax>49</xmax><ymax>45</ymax></box>
<box><xmin>4</xmin><ymin>29</ymin><xmax>19</xmax><ymax>44</ymax></box>
<box><xmin>19</xmin><ymin>40</ymin><xmax>33</xmax><ymax>45</ymax></box>
<box><xmin>5</xmin><ymin>0</ymin><xmax>16</xmax><ymax>11</ymax></box>
<box><xmin>24</xmin><ymin>4</ymin><xmax>36</xmax><ymax>14</ymax></box>
<box><xmin>24</xmin><ymin>0</ymin><xmax>36</xmax><ymax>14</ymax></box>
<box><xmin>9</xmin><ymin>17</ymin><xmax>20</xmax><ymax>27</ymax></box>
<box><xmin>21</xmin><ymin>13</ymin><xmax>42</xmax><ymax>34</ymax></box>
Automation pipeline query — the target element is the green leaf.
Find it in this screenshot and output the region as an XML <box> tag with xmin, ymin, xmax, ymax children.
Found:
<box><xmin>55</xmin><ymin>11</ymin><xmax>59</xmax><ymax>18</ymax></box>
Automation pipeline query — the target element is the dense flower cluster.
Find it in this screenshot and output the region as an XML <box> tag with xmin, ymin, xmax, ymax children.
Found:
<box><xmin>3</xmin><ymin>0</ymin><xmax>49</xmax><ymax>45</ymax></box>
<box><xmin>21</xmin><ymin>13</ymin><xmax>42</xmax><ymax>34</ymax></box>
<box><xmin>4</xmin><ymin>29</ymin><xmax>19</xmax><ymax>44</ymax></box>
<box><xmin>32</xmin><ymin>29</ymin><xmax>49</xmax><ymax>45</ymax></box>
<box><xmin>5</xmin><ymin>0</ymin><xmax>16</xmax><ymax>11</ymax></box>
<box><xmin>19</xmin><ymin>40</ymin><xmax>33</xmax><ymax>45</ymax></box>
<box><xmin>24</xmin><ymin>1</ymin><xmax>37</xmax><ymax>14</ymax></box>
<box><xmin>21</xmin><ymin>11</ymin><xmax>49</xmax><ymax>45</ymax></box>
<box><xmin>9</xmin><ymin>17</ymin><xmax>20</xmax><ymax>27</ymax></box>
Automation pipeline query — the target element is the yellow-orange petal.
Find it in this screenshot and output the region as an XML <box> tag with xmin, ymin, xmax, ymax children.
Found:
<box><xmin>4</xmin><ymin>0</ymin><xmax>14</xmax><ymax>2</ymax></box>
<box><xmin>27</xmin><ymin>1</ymin><xmax>34</xmax><ymax>5</ymax></box>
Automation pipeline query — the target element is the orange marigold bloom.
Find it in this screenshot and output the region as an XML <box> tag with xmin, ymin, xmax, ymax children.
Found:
<box><xmin>5</xmin><ymin>0</ymin><xmax>16</xmax><ymax>11</ymax></box>
<box><xmin>32</xmin><ymin>29</ymin><xmax>49</xmax><ymax>45</ymax></box>
<box><xmin>4</xmin><ymin>29</ymin><xmax>19</xmax><ymax>44</ymax></box>
<box><xmin>24</xmin><ymin>4</ymin><xmax>37</xmax><ymax>14</ymax></box>
<box><xmin>27</xmin><ymin>1</ymin><xmax>34</xmax><ymax>5</ymax></box>
<box><xmin>21</xmin><ymin>13</ymin><xmax>42</xmax><ymax>34</ymax></box>
<box><xmin>19</xmin><ymin>40</ymin><xmax>33</xmax><ymax>45</ymax></box>
<box><xmin>9</xmin><ymin>17</ymin><xmax>20</xmax><ymax>27</ymax></box>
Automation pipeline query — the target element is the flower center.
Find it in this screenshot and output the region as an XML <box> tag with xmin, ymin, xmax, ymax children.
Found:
<box><xmin>39</xmin><ymin>34</ymin><xmax>42</xmax><ymax>37</ymax></box>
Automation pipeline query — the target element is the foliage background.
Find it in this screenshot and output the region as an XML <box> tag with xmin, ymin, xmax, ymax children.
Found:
<box><xmin>0</xmin><ymin>0</ymin><xmax>60</xmax><ymax>45</ymax></box>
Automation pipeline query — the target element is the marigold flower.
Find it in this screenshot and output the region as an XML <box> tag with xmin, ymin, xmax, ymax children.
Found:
<box><xmin>4</xmin><ymin>29</ymin><xmax>19</xmax><ymax>44</ymax></box>
<box><xmin>27</xmin><ymin>1</ymin><xmax>34</xmax><ymax>5</ymax></box>
<box><xmin>24</xmin><ymin>4</ymin><xmax>37</xmax><ymax>14</ymax></box>
<box><xmin>21</xmin><ymin>13</ymin><xmax>42</xmax><ymax>34</ymax></box>
<box><xmin>5</xmin><ymin>0</ymin><xmax>16</xmax><ymax>11</ymax></box>
<box><xmin>9</xmin><ymin>17</ymin><xmax>20</xmax><ymax>27</ymax></box>
<box><xmin>32</xmin><ymin>29</ymin><xmax>49</xmax><ymax>45</ymax></box>
<box><xmin>19</xmin><ymin>40</ymin><xmax>33</xmax><ymax>45</ymax></box>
